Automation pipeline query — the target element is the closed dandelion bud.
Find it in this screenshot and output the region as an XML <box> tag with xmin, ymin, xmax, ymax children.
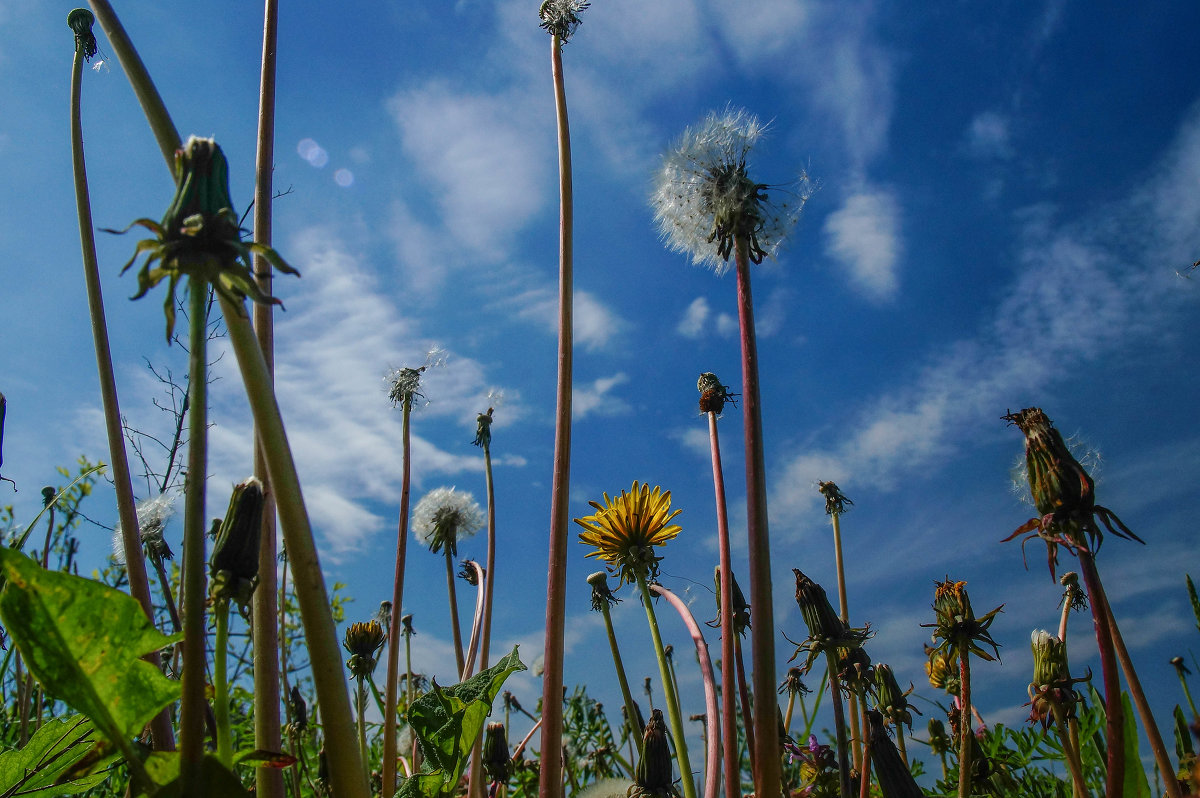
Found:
<box><xmin>588</xmin><ymin>571</ymin><xmax>620</xmax><ymax>611</ymax></box>
<box><xmin>838</xmin><ymin>647</ymin><xmax>874</xmax><ymax>697</ymax></box>
<box><xmin>874</xmin><ymin>663</ymin><xmax>919</xmax><ymax>731</ymax></box>
<box><xmin>483</xmin><ymin>721</ymin><xmax>511</xmax><ymax>783</ymax></box>
<box><xmin>209</xmin><ymin>477</ymin><xmax>264</xmax><ymax>609</ymax></box>
<box><xmin>343</xmin><ymin>620</ymin><xmax>387</xmax><ymax>679</ymax></box>
<box><xmin>794</xmin><ymin>569</ymin><xmax>845</xmax><ymax>641</ymax></box>
<box><xmin>633</xmin><ymin>708</ymin><xmax>676</xmax><ymax>797</ymax></box>
<box><xmin>711</xmin><ymin>566</ymin><xmax>752</xmax><ymax>636</ymax></box>
<box><xmin>927</xmin><ymin>717</ymin><xmax>952</xmax><ymax>756</ymax></box>
<box><xmin>866</xmin><ymin>709</ymin><xmax>924</xmax><ymax>798</ymax></box>
<box><xmin>1030</xmin><ymin>630</ymin><xmax>1069</xmax><ymax>688</ymax></box>
<box><xmin>401</xmin><ymin>613</ymin><xmax>415</xmax><ymax>637</ymax></box>
<box><xmin>925</xmin><ymin>578</ymin><xmax>1002</xmax><ymax>662</ymax></box>
<box><xmin>924</xmin><ymin>644</ymin><xmax>960</xmax><ymax>695</ymax></box>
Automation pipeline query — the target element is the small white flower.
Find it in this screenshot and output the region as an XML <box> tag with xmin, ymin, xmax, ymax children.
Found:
<box><xmin>411</xmin><ymin>486</ymin><xmax>484</xmax><ymax>557</ymax></box>
<box><xmin>651</xmin><ymin>106</ymin><xmax>814</xmax><ymax>275</ymax></box>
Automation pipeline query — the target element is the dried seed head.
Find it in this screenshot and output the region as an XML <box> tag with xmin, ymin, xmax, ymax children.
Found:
<box><xmin>817</xmin><ymin>480</ymin><xmax>853</xmax><ymax>515</ymax></box>
<box><xmin>473</xmin><ymin>407</ymin><xmax>495</xmax><ymax>449</ymax></box>
<box><xmin>401</xmin><ymin>613</ymin><xmax>415</xmax><ymax>637</ymax></box>
<box><xmin>67</xmin><ymin>9</ymin><xmax>97</xmax><ymax>60</ymax></box>
<box><xmin>209</xmin><ymin>477</ymin><xmax>265</xmax><ymax>609</ymax></box>
<box><xmin>696</xmin><ymin>372</ymin><xmax>738</xmax><ymax>415</ymax></box>
<box><xmin>587</xmin><ymin>571</ymin><xmax>620</xmax><ymax>611</ymax></box>
<box><xmin>777</xmin><ymin>666</ymin><xmax>810</xmax><ymax>697</ymax></box>
<box><xmin>538</xmin><ymin>0</ymin><xmax>589</xmax><ymax>43</ymax></box>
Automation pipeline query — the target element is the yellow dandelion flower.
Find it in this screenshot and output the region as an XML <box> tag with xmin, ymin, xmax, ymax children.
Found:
<box><xmin>574</xmin><ymin>481</ymin><xmax>682</xmax><ymax>588</ymax></box>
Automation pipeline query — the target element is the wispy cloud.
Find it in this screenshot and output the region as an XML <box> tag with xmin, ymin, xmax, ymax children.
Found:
<box><xmin>822</xmin><ymin>187</ymin><xmax>902</xmax><ymax>301</ymax></box>
<box><xmin>512</xmin><ymin>287</ymin><xmax>627</xmax><ymax>352</ymax></box>
<box><xmin>965</xmin><ymin>111</ymin><xmax>1014</xmax><ymax>161</ymax></box>
<box><xmin>574</xmin><ymin>373</ymin><xmax>630</xmax><ymax>420</ymax></box>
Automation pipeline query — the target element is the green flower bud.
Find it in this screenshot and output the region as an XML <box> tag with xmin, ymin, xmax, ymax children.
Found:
<box><xmin>209</xmin><ymin>477</ymin><xmax>264</xmax><ymax>609</ymax></box>
<box><xmin>866</xmin><ymin>709</ymin><xmax>925</xmax><ymax>798</ymax></box>
<box><xmin>632</xmin><ymin>708</ymin><xmax>676</xmax><ymax>797</ymax></box>
<box><xmin>874</xmin><ymin>663</ymin><xmax>920</xmax><ymax>731</ymax></box>
<box><xmin>483</xmin><ymin>722</ymin><xmax>511</xmax><ymax>783</ymax></box>
<box><xmin>924</xmin><ymin>578</ymin><xmax>1003</xmax><ymax>662</ymax></box>
<box><xmin>927</xmin><ymin>717</ymin><xmax>952</xmax><ymax>756</ymax></box>
<box><xmin>343</xmin><ymin>620</ymin><xmax>386</xmax><ymax>679</ymax></box>
<box><xmin>790</xmin><ymin>569</ymin><xmax>870</xmax><ymax>673</ymax></box>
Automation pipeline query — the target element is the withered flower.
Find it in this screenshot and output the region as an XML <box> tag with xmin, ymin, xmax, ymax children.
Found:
<box><xmin>817</xmin><ymin>481</ymin><xmax>853</xmax><ymax>516</ymax></box>
<box><xmin>789</xmin><ymin>569</ymin><xmax>870</xmax><ymax>673</ymax></box>
<box><xmin>697</xmin><ymin>372</ymin><xmax>738</xmax><ymax>416</ymax></box>
<box><xmin>924</xmin><ymin>578</ymin><xmax>1003</xmax><ymax>663</ymax></box>
<box><xmin>209</xmin><ymin>477</ymin><xmax>265</xmax><ymax>609</ymax></box>
<box><xmin>631</xmin><ymin>708</ymin><xmax>677</xmax><ymax>798</ymax></box>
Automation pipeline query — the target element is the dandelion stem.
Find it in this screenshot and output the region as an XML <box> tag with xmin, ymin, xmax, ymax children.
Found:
<box><xmin>957</xmin><ymin>650</ymin><xmax>972</xmax><ymax>798</ymax></box>
<box><xmin>539</xmin><ymin>29</ymin><xmax>574</xmax><ymax>798</ymax></box>
<box><xmin>825</xmin><ymin>650</ymin><xmax>852</xmax><ymax>798</ymax></box>
<box><xmin>650</xmin><ymin>584</ymin><xmax>720</xmax><ymax>798</ymax></box>
<box><xmin>829</xmin><ymin>511</ymin><xmax>863</xmax><ymax>769</ymax></box>
<box><xmin>446</xmin><ymin>547</ymin><xmax>466</xmax><ymax>677</ymax></box>
<box><xmin>598</xmin><ymin>593</ymin><xmax>644</xmax><ymax>758</ymax></box>
<box><xmin>357</xmin><ymin>677</ymin><xmax>369</xmax><ymax>778</ymax></box>
<box><xmin>733</xmin><ymin>634</ymin><xmax>757</xmax><ymax>787</ymax></box>
<box><xmin>636</xmin><ymin>574</ymin><xmax>697</xmax><ymax>798</ymax></box>
<box><xmin>732</xmin><ymin>233</ymin><xmax>780</xmax><ymax>798</ymax></box>
<box><xmin>481</xmin><ymin>438</ymin><xmax>497</xmax><ymax>671</ymax></box>
<box><xmin>69</xmin><ymin>27</ymin><xmax>174</xmax><ymax>752</ymax></box>
<box><xmin>179</xmin><ymin>279</ymin><xmax>210</xmax><ymax>793</ymax></box>
<box><xmin>383</xmin><ymin>397</ymin><xmax>414</xmax><ymax>795</ymax></box>
<box><xmin>218</xmin><ymin>291</ymin><xmax>370</xmax><ymax>798</ymax></box>
<box><xmin>1053</xmin><ymin>704</ymin><xmax>1089</xmax><ymax>798</ymax></box>
<box><xmin>214</xmin><ymin>598</ymin><xmax>233</xmax><ymax>767</ymax></box>
<box><xmin>462</xmin><ymin>560</ymin><xmax>487</xmax><ymax>680</ymax></box>
<box><xmin>706</xmin><ymin>412</ymin><xmax>740</xmax><ymax>798</ymax></box>
<box><xmin>1077</xmin><ymin>551</ymin><xmax>1124</xmax><ymax>798</ymax></box>
<box><xmin>250</xmin><ymin>0</ymin><xmax>284</xmax><ymax>794</ymax></box>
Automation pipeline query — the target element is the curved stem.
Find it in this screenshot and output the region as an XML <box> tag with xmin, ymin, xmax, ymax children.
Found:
<box><xmin>650</xmin><ymin>584</ymin><xmax>720</xmax><ymax>798</ymax></box>
<box><xmin>733</xmin><ymin>234</ymin><xmax>778</xmax><ymax>798</ymax></box>
<box><xmin>446</xmin><ymin>547</ymin><xmax>466</xmax><ymax>678</ymax></box>
<box><xmin>218</xmin><ymin>292</ymin><xmax>369</xmax><ymax>798</ymax></box>
<box><xmin>539</xmin><ymin>31</ymin><xmax>574</xmax><ymax>798</ymax></box>
<box><xmin>180</xmin><ymin>279</ymin><xmax>210</xmax><ymax>794</ymax></box>
<box><xmin>383</xmin><ymin>400</ymin><xmax>413</xmax><ymax>795</ymax></box>
<box><xmin>636</xmin><ymin>575</ymin><xmax>697</xmax><ymax>798</ymax></box>
<box><xmin>706</xmin><ymin>413</ymin><xmax>740</xmax><ymax>798</ymax></box>
<box><xmin>69</xmin><ymin>37</ymin><xmax>174</xmax><ymax>752</ymax></box>
<box><xmin>462</xmin><ymin>561</ymin><xmax>487</xmax><ymax>681</ymax></box>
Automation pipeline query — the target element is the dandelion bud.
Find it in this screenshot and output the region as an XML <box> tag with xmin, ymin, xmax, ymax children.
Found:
<box><xmin>711</xmin><ymin>566</ymin><xmax>752</xmax><ymax>636</ymax></box>
<box><xmin>208</xmin><ymin>477</ymin><xmax>264</xmax><ymax>608</ymax></box>
<box><xmin>866</xmin><ymin>709</ymin><xmax>925</xmax><ymax>798</ymax></box>
<box><xmin>633</xmin><ymin>709</ymin><xmax>674</xmax><ymax>797</ymax></box>
<box><xmin>67</xmin><ymin>9</ymin><xmax>97</xmax><ymax>60</ymax></box>
<box><xmin>287</xmin><ymin>685</ymin><xmax>308</xmax><ymax>735</ymax></box>
<box><xmin>343</xmin><ymin>620</ymin><xmax>386</xmax><ymax>679</ymax></box>
<box><xmin>926</xmin><ymin>578</ymin><xmax>1002</xmax><ymax>662</ymax></box>
<box><xmin>794</xmin><ymin>569</ymin><xmax>848</xmax><ymax>642</ymax></box>
<box><xmin>401</xmin><ymin>613</ymin><xmax>415</xmax><ymax>637</ymax></box>
<box><xmin>483</xmin><ymin>722</ymin><xmax>511</xmax><ymax>783</ymax></box>
<box><xmin>927</xmin><ymin>718</ymin><xmax>952</xmax><ymax>756</ymax></box>
<box><xmin>874</xmin><ymin>663</ymin><xmax>919</xmax><ymax>731</ymax></box>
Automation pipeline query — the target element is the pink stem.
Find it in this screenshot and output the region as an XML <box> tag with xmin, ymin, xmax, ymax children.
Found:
<box><xmin>707</xmin><ymin>412</ymin><xmax>740</xmax><ymax>798</ymax></box>
<box><xmin>650</xmin><ymin>584</ymin><xmax>720</xmax><ymax>798</ymax></box>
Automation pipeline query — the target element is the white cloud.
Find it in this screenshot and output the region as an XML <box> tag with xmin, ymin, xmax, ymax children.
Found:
<box><xmin>677</xmin><ymin>297</ymin><xmax>709</xmax><ymax>338</ymax></box>
<box><xmin>573</xmin><ymin>373</ymin><xmax>630</xmax><ymax>420</ymax></box>
<box><xmin>966</xmin><ymin>111</ymin><xmax>1014</xmax><ymax>160</ymax></box>
<box><xmin>822</xmin><ymin>188</ymin><xmax>901</xmax><ymax>301</ymax></box>
<box><xmin>388</xmin><ymin>82</ymin><xmax>547</xmax><ymax>260</ymax></box>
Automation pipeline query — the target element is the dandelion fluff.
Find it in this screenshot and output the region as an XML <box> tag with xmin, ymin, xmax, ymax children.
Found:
<box><xmin>112</xmin><ymin>492</ymin><xmax>177</xmax><ymax>564</ymax></box>
<box><xmin>411</xmin><ymin>486</ymin><xmax>484</xmax><ymax>556</ymax></box>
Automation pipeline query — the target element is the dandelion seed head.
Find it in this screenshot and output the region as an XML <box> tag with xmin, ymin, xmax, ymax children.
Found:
<box><xmin>539</xmin><ymin>0</ymin><xmax>589</xmax><ymax>42</ymax></box>
<box><xmin>112</xmin><ymin>492</ymin><xmax>177</xmax><ymax>564</ymax></box>
<box><xmin>412</xmin><ymin>486</ymin><xmax>484</xmax><ymax>557</ymax></box>
<box><xmin>652</xmin><ymin>106</ymin><xmax>814</xmax><ymax>275</ymax></box>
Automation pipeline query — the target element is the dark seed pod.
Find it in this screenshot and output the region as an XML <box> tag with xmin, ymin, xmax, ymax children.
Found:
<box><xmin>209</xmin><ymin>477</ymin><xmax>265</xmax><ymax>609</ymax></box>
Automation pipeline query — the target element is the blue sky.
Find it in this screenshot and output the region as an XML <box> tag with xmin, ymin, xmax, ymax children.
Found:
<box><xmin>3</xmin><ymin>0</ymin><xmax>1200</xmax><ymax>782</ymax></box>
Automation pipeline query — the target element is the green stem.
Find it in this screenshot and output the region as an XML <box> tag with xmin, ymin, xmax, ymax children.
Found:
<box><xmin>214</xmin><ymin>598</ymin><xmax>233</xmax><ymax>767</ymax></box>
<box><xmin>217</xmin><ymin>291</ymin><xmax>369</xmax><ymax>798</ymax></box>
<box><xmin>636</xmin><ymin>574</ymin><xmax>696</xmax><ymax>798</ymax></box>
<box><xmin>1176</xmin><ymin>671</ymin><xmax>1199</xmax><ymax>718</ymax></box>
<box><xmin>539</xmin><ymin>30</ymin><xmax>574</xmax><ymax>798</ymax></box>
<box><xmin>732</xmin><ymin>233</ymin><xmax>779</xmax><ymax>798</ymax></box>
<box><xmin>357</xmin><ymin>677</ymin><xmax>369</xmax><ymax>779</ymax></box>
<box><xmin>599</xmin><ymin>601</ymin><xmax>643</xmax><ymax>758</ymax></box>
<box><xmin>481</xmin><ymin>442</ymin><xmax>496</xmax><ymax>671</ymax></box>
<box><xmin>382</xmin><ymin>399</ymin><xmax>413</xmax><ymax>796</ymax></box>
<box><xmin>1053</xmin><ymin>704</ymin><xmax>1089</xmax><ymax>798</ymax></box>
<box><xmin>69</xmin><ymin>33</ymin><xmax>174</xmax><ymax>752</ymax></box>
<box><xmin>251</xmin><ymin>0</ymin><xmax>283</xmax><ymax>794</ymax></box>
<box><xmin>180</xmin><ymin>279</ymin><xmax>210</xmax><ymax>793</ymax></box>
<box><xmin>824</xmin><ymin>650</ymin><xmax>851</xmax><ymax>798</ymax></box>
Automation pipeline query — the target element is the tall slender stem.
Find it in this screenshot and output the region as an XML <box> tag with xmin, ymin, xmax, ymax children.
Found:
<box><xmin>383</xmin><ymin>400</ymin><xmax>414</xmax><ymax>795</ymax></box>
<box><xmin>180</xmin><ymin>280</ymin><xmax>210</xmax><ymax>793</ymax></box>
<box><xmin>830</xmin><ymin>511</ymin><xmax>861</xmax><ymax>769</ymax></box>
<box><xmin>825</xmin><ymin>651</ymin><xmax>851</xmax><ymax>798</ymax></box>
<box><xmin>1077</xmin><ymin>550</ymin><xmax>1124</xmax><ymax>798</ymax></box>
<box><xmin>250</xmin><ymin>0</ymin><xmax>283</xmax><ymax>795</ymax></box>
<box><xmin>651</xmin><ymin>584</ymin><xmax>720</xmax><ymax>798</ymax></box>
<box><xmin>732</xmin><ymin>234</ymin><xmax>779</xmax><ymax>798</ymax></box>
<box><xmin>481</xmin><ymin>443</ymin><xmax>497</xmax><ymax>670</ymax></box>
<box><xmin>214</xmin><ymin>598</ymin><xmax>233</xmax><ymax>767</ymax></box>
<box><xmin>957</xmin><ymin>651</ymin><xmax>972</xmax><ymax>798</ymax></box>
<box><xmin>733</xmin><ymin>635</ymin><xmax>756</xmax><ymax>787</ymax></box>
<box><xmin>357</xmin><ymin>678</ymin><xmax>369</xmax><ymax>779</ymax></box>
<box><xmin>69</xmin><ymin>35</ymin><xmax>174</xmax><ymax>752</ymax></box>
<box><xmin>1053</xmin><ymin>705</ymin><xmax>1089</xmax><ymax>798</ymax></box>
<box><xmin>539</xmin><ymin>31</ymin><xmax>574</xmax><ymax>798</ymax></box>
<box><xmin>706</xmin><ymin>413</ymin><xmax>740</xmax><ymax>798</ymax></box>
<box><xmin>599</xmin><ymin>600</ymin><xmax>644</xmax><ymax>759</ymax></box>
<box><xmin>636</xmin><ymin>575</ymin><xmax>697</xmax><ymax>798</ymax></box>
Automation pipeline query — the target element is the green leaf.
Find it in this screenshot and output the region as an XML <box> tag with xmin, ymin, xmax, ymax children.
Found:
<box><xmin>144</xmin><ymin>754</ymin><xmax>253</xmax><ymax>797</ymax></box>
<box><xmin>1174</xmin><ymin>705</ymin><xmax>1195</xmax><ymax>761</ymax></box>
<box><xmin>0</xmin><ymin>548</ymin><xmax>181</xmax><ymax>748</ymax></box>
<box><xmin>1187</xmin><ymin>574</ymin><xmax>1200</xmax><ymax>634</ymax></box>
<box><xmin>0</xmin><ymin>715</ymin><xmax>112</xmax><ymax>796</ymax></box>
<box><xmin>397</xmin><ymin>646</ymin><xmax>525</xmax><ymax>798</ymax></box>
<box><xmin>1121</xmin><ymin>692</ymin><xmax>1150</xmax><ymax>798</ymax></box>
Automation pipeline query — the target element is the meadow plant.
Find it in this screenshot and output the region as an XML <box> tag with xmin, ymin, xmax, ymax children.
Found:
<box><xmin>653</xmin><ymin>107</ymin><xmax>813</xmax><ymax>798</ymax></box>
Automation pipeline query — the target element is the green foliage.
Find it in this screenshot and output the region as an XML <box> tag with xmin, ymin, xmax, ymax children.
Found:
<box><xmin>395</xmin><ymin>647</ymin><xmax>526</xmax><ymax>798</ymax></box>
<box><xmin>0</xmin><ymin>547</ymin><xmax>181</xmax><ymax>749</ymax></box>
<box><xmin>0</xmin><ymin>714</ymin><xmax>114</xmax><ymax>796</ymax></box>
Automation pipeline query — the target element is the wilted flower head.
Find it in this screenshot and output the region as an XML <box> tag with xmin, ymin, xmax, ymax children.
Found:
<box><xmin>778</xmin><ymin>666</ymin><xmax>810</xmax><ymax>697</ymax></box>
<box><xmin>401</xmin><ymin>613</ymin><xmax>415</xmax><ymax>637</ymax></box>
<box><xmin>209</xmin><ymin>477</ymin><xmax>265</xmax><ymax>609</ymax></box>
<box><xmin>343</xmin><ymin>620</ymin><xmax>386</xmax><ymax>679</ymax></box>
<box><xmin>482</xmin><ymin>721</ymin><xmax>511</xmax><ymax>783</ymax></box>
<box><xmin>412</xmin><ymin>486</ymin><xmax>484</xmax><ymax>557</ymax></box>
<box><xmin>1059</xmin><ymin>571</ymin><xmax>1088</xmax><ymax>612</ymax></box>
<box><xmin>924</xmin><ymin>578</ymin><xmax>1003</xmax><ymax>662</ymax></box>
<box><xmin>817</xmin><ymin>481</ymin><xmax>853</xmax><ymax>516</ymax></box>
<box><xmin>574</xmin><ymin>482</ymin><xmax>683</xmax><ymax>588</ymax></box>
<box><xmin>924</xmin><ymin>643</ymin><xmax>960</xmax><ymax>695</ymax></box>
<box><xmin>386</xmin><ymin>348</ymin><xmax>446</xmax><ymax>409</ymax></box>
<box><xmin>112</xmin><ymin>136</ymin><xmax>297</xmax><ymax>342</ymax></box>
<box><xmin>652</xmin><ymin>107</ymin><xmax>813</xmax><ymax>274</ymax></box>
<box><xmin>538</xmin><ymin>0</ymin><xmax>588</xmax><ymax>42</ymax></box>
<box><xmin>473</xmin><ymin>407</ymin><xmax>495</xmax><ymax>449</ymax></box>
<box><xmin>697</xmin><ymin>372</ymin><xmax>737</xmax><ymax>415</ymax></box>
<box><xmin>112</xmin><ymin>492</ymin><xmax>177</xmax><ymax>564</ymax></box>
<box><xmin>67</xmin><ymin>8</ymin><xmax>97</xmax><ymax>60</ymax></box>
<box><xmin>790</xmin><ymin>569</ymin><xmax>870</xmax><ymax>673</ymax></box>
<box><xmin>1003</xmin><ymin>407</ymin><xmax>1142</xmax><ymax>576</ymax></box>
<box><xmin>587</xmin><ymin>571</ymin><xmax>620</xmax><ymax>612</ymax></box>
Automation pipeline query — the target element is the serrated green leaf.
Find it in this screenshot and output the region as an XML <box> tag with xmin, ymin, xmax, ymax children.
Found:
<box><xmin>399</xmin><ymin>646</ymin><xmax>525</xmax><ymax>798</ymax></box>
<box><xmin>0</xmin><ymin>714</ymin><xmax>111</xmax><ymax>796</ymax></box>
<box><xmin>0</xmin><ymin>548</ymin><xmax>181</xmax><ymax>748</ymax></box>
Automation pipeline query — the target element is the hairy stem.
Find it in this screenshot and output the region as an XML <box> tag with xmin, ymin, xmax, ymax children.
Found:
<box><xmin>383</xmin><ymin>398</ymin><xmax>413</xmax><ymax>796</ymax></box>
<box><xmin>957</xmin><ymin>651</ymin><xmax>972</xmax><ymax>798</ymax></box>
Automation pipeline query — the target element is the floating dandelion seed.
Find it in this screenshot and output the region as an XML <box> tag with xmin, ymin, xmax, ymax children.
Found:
<box><xmin>385</xmin><ymin>346</ymin><xmax>446</xmax><ymax>409</ymax></box>
<box><xmin>112</xmin><ymin>492</ymin><xmax>178</xmax><ymax>564</ymax></box>
<box><xmin>651</xmin><ymin>107</ymin><xmax>814</xmax><ymax>275</ymax></box>
<box><xmin>411</xmin><ymin>486</ymin><xmax>484</xmax><ymax>557</ymax></box>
